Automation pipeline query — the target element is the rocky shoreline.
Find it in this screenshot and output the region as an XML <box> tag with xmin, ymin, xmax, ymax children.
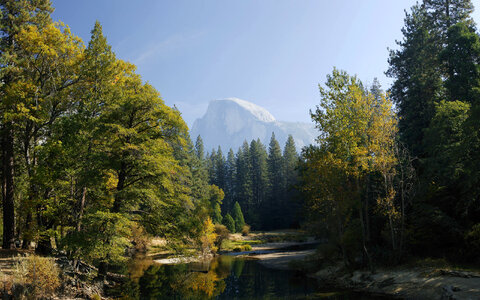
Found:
<box><xmin>244</xmin><ymin>243</ymin><xmax>480</xmax><ymax>300</ymax></box>
<box><xmin>312</xmin><ymin>265</ymin><xmax>480</xmax><ymax>300</ymax></box>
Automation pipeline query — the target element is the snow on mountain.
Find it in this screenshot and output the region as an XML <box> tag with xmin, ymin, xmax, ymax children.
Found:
<box><xmin>224</xmin><ymin>98</ymin><xmax>276</xmax><ymax>123</ymax></box>
<box><xmin>190</xmin><ymin>98</ymin><xmax>317</xmax><ymax>153</ymax></box>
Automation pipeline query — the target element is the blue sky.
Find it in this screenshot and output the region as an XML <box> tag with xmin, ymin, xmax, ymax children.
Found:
<box><xmin>52</xmin><ymin>0</ymin><xmax>480</xmax><ymax>127</ymax></box>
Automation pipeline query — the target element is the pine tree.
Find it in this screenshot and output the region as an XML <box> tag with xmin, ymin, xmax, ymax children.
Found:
<box><xmin>206</xmin><ymin>149</ymin><xmax>216</xmax><ymax>184</ymax></box>
<box><xmin>440</xmin><ymin>21</ymin><xmax>480</xmax><ymax>103</ymax></box>
<box><xmin>424</xmin><ymin>0</ymin><xmax>473</xmax><ymax>34</ymax></box>
<box><xmin>265</xmin><ymin>133</ymin><xmax>284</xmax><ymax>229</ymax></box>
<box><xmin>223</xmin><ymin>149</ymin><xmax>237</xmax><ymax>213</ymax></box>
<box><xmin>282</xmin><ymin>135</ymin><xmax>299</xmax><ymax>227</ymax></box>
<box><xmin>386</xmin><ymin>4</ymin><xmax>443</xmax><ymax>158</ymax></box>
<box><xmin>195</xmin><ymin>135</ymin><xmax>205</xmax><ymax>161</ymax></box>
<box><xmin>223</xmin><ymin>213</ymin><xmax>235</xmax><ymax>233</ymax></box>
<box><xmin>214</xmin><ymin>146</ymin><xmax>226</xmax><ymax>191</ymax></box>
<box><xmin>208</xmin><ymin>185</ymin><xmax>224</xmax><ymax>224</ymax></box>
<box><xmin>235</xmin><ymin>141</ymin><xmax>253</xmax><ymax>225</ymax></box>
<box><xmin>232</xmin><ymin>202</ymin><xmax>246</xmax><ymax>233</ymax></box>
<box><xmin>249</xmin><ymin>139</ymin><xmax>269</xmax><ymax>227</ymax></box>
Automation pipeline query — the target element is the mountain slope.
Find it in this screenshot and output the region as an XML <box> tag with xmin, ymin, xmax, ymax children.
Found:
<box><xmin>190</xmin><ymin>98</ymin><xmax>317</xmax><ymax>152</ymax></box>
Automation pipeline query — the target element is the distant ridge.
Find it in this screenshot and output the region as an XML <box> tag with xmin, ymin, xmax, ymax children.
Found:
<box><xmin>190</xmin><ymin>98</ymin><xmax>317</xmax><ymax>152</ymax></box>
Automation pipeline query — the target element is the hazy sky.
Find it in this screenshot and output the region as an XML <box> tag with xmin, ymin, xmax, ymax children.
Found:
<box><xmin>51</xmin><ymin>0</ymin><xmax>480</xmax><ymax>127</ymax></box>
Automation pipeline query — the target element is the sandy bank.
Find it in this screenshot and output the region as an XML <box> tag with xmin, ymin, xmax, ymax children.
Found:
<box><xmin>254</xmin><ymin>249</ymin><xmax>316</xmax><ymax>270</ymax></box>
<box><xmin>314</xmin><ymin>265</ymin><xmax>480</xmax><ymax>299</ymax></box>
<box><xmin>251</xmin><ymin>241</ymin><xmax>318</xmax><ymax>251</ymax></box>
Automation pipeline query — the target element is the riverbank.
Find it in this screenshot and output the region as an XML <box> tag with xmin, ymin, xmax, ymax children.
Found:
<box><xmin>314</xmin><ymin>265</ymin><xmax>480</xmax><ymax>299</ymax></box>
<box><xmin>248</xmin><ymin>245</ymin><xmax>480</xmax><ymax>300</ymax></box>
<box><xmin>5</xmin><ymin>231</ymin><xmax>479</xmax><ymax>299</ymax></box>
<box><xmin>0</xmin><ymin>250</ymin><xmax>107</xmax><ymax>299</ymax></box>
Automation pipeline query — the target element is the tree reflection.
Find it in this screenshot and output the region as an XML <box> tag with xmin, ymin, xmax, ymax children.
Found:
<box><xmin>117</xmin><ymin>256</ymin><xmax>240</xmax><ymax>299</ymax></box>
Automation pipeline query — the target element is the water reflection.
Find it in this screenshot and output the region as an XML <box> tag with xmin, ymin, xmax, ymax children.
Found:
<box><xmin>115</xmin><ymin>255</ymin><xmax>391</xmax><ymax>299</ymax></box>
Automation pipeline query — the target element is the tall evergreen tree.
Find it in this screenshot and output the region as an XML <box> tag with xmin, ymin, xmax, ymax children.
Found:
<box><xmin>424</xmin><ymin>0</ymin><xmax>473</xmax><ymax>34</ymax></box>
<box><xmin>265</xmin><ymin>133</ymin><xmax>284</xmax><ymax>229</ymax></box>
<box><xmin>235</xmin><ymin>141</ymin><xmax>253</xmax><ymax>225</ymax></box>
<box><xmin>195</xmin><ymin>135</ymin><xmax>205</xmax><ymax>161</ymax></box>
<box><xmin>249</xmin><ymin>139</ymin><xmax>269</xmax><ymax>227</ymax></box>
<box><xmin>223</xmin><ymin>149</ymin><xmax>237</xmax><ymax>213</ymax></box>
<box><xmin>214</xmin><ymin>146</ymin><xmax>226</xmax><ymax>191</ymax></box>
<box><xmin>232</xmin><ymin>202</ymin><xmax>246</xmax><ymax>233</ymax></box>
<box><xmin>282</xmin><ymin>135</ymin><xmax>299</xmax><ymax>227</ymax></box>
<box><xmin>206</xmin><ymin>149</ymin><xmax>216</xmax><ymax>184</ymax></box>
<box><xmin>440</xmin><ymin>21</ymin><xmax>480</xmax><ymax>103</ymax></box>
<box><xmin>386</xmin><ymin>4</ymin><xmax>443</xmax><ymax>158</ymax></box>
<box><xmin>222</xmin><ymin>213</ymin><xmax>235</xmax><ymax>233</ymax></box>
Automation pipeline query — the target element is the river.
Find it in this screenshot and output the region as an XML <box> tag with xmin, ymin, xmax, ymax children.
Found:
<box><xmin>110</xmin><ymin>252</ymin><xmax>394</xmax><ymax>299</ymax></box>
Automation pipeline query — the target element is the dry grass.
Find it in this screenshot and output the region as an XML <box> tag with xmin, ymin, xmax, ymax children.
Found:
<box><xmin>0</xmin><ymin>252</ymin><xmax>60</xmax><ymax>299</ymax></box>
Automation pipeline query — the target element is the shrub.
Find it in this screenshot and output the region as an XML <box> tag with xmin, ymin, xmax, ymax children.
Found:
<box><xmin>214</xmin><ymin>224</ymin><xmax>230</xmax><ymax>252</ymax></box>
<box><xmin>241</xmin><ymin>225</ymin><xmax>250</xmax><ymax>236</ymax></box>
<box><xmin>232</xmin><ymin>244</ymin><xmax>252</xmax><ymax>252</ymax></box>
<box><xmin>465</xmin><ymin>223</ymin><xmax>480</xmax><ymax>249</ymax></box>
<box><xmin>199</xmin><ymin>217</ymin><xmax>218</xmax><ymax>256</ymax></box>
<box><xmin>14</xmin><ymin>255</ymin><xmax>60</xmax><ymax>298</ymax></box>
<box><xmin>465</xmin><ymin>223</ymin><xmax>480</xmax><ymax>261</ymax></box>
<box><xmin>130</xmin><ymin>222</ymin><xmax>150</xmax><ymax>253</ymax></box>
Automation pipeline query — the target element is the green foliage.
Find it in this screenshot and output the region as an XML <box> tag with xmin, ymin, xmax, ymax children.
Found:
<box><xmin>386</xmin><ymin>4</ymin><xmax>443</xmax><ymax>157</ymax></box>
<box><xmin>235</xmin><ymin>142</ymin><xmax>253</xmax><ymax>224</ymax></box>
<box><xmin>214</xmin><ymin>224</ymin><xmax>230</xmax><ymax>251</ymax></box>
<box><xmin>222</xmin><ymin>214</ymin><xmax>235</xmax><ymax>233</ymax></box>
<box><xmin>195</xmin><ymin>135</ymin><xmax>205</xmax><ymax>160</ymax></box>
<box><xmin>208</xmin><ymin>185</ymin><xmax>225</xmax><ymax>224</ymax></box>
<box><xmin>265</xmin><ymin>133</ymin><xmax>284</xmax><ymax>229</ymax></box>
<box><xmin>232</xmin><ymin>202</ymin><xmax>246</xmax><ymax>233</ymax></box>
<box><xmin>424</xmin><ymin>100</ymin><xmax>470</xmax><ymax>186</ymax></box>
<box><xmin>63</xmin><ymin>211</ymin><xmax>132</xmax><ymax>266</ymax></box>
<box><xmin>282</xmin><ymin>135</ymin><xmax>300</xmax><ymax>227</ymax></box>
<box><xmin>441</xmin><ymin>22</ymin><xmax>480</xmax><ymax>103</ymax></box>
<box><xmin>409</xmin><ymin>203</ymin><xmax>463</xmax><ymax>257</ymax></box>
<box><xmin>223</xmin><ymin>149</ymin><xmax>237</xmax><ymax>213</ymax></box>
<box><xmin>249</xmin><ymin>139</ymin><xmax>268</xmax><ymax>228</ymax></box>
<box><xmin>0</xmin><ymin>0</ymin><xmax>218</xmax><ymax>264</ymax></box>
<box><xmin>232</xmin><ymin>244</ymin><xmax>252</xmax><ymax>252</ymax></box>
<box><xmin>204</xmin><ymin>135</ymin><xmax>301</xmax><ymax>231</ymax></box>
<box><xmin>304</xmin><ymin>68</ymin><xmax>399</xmax><ymax>267</ymax></box>
<box><xmin>212</xmin><ymin>203</ymin><xmax>223</xmax><ymax>224</ymax></box>
<box><xmin>465</xmin><ymin>224</ymin><xmax>480</xmax><ymax>254</ymax></box>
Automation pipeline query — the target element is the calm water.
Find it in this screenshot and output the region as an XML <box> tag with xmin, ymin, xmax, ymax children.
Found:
<box><xmin>113</xmin><ymin>254</ymin><xmax>391</xmax><ymax>300</ymax></box>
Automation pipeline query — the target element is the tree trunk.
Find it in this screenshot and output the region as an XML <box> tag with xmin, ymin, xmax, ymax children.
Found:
<box><xmin>2</xmin><ymin>122</ymin><xmax>15</xmax><ymax>249</ymax></box>
<box><xmin>357</xmin><ymin>178</ymin><xmax>373</xmax><ymax>272</ymax></box>
<box><xmin>112</xmin><ymin>162</ymin><xmax>126</xmax><ymax>213</ymax></box>
<box><xmin>76</xmin><ymin>187</ymin><xmax>87</xmax><ymax>231</ymax></box>
<box><xmin>35</xmin><ymin>233</ymin><xmax>53</xmax><ymax>255</ymax></box>
<box><xmin>22</xmin><ymin>212</ymin><xmax>32</xmax><ymax>249</ymax></box>
<box><xmin>365</xmin><ymin>175</ymin><xmax>370</xmax><ymax>242</ymax></box>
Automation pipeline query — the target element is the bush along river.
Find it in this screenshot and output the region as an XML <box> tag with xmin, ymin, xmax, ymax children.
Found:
<box><xmin>109</xmin><ymin>250</ymin><xmax>395</xmax><ymax>300</ymax></box>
